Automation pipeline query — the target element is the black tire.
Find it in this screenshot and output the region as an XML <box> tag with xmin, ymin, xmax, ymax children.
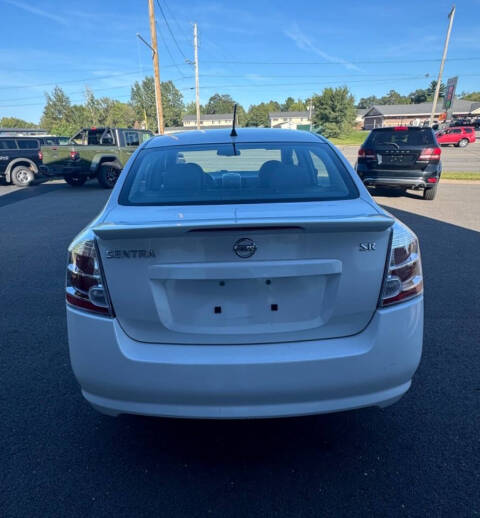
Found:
<box><xmin>457</xmin><ymin>138</ymin><xmax>469</xmax><ymax>148</ymax></box>
<box><xmin>11</xmin><ymin>165</ymin><xmax>35</xmax><ymax>187</ymax></box>
<box><xmin>98</xmin><ymin>162</ymin><xmax>121</xmax><ymax>189</ymax></box>
<box><xmin>423</xmin><ymin>185</ymin><xmax>437</xmax><ymax>200</ymax></box>
<box><xmin>64</xmin><ymin>175</ymin><xmax>87</xmax><ymax>186</ymax></box>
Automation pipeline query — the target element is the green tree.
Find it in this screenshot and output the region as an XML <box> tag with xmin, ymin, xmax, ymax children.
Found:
<box><xmin>409</xmin><ymin>89</ymin><xmax>428</xmax><ymax>104</ymax></box>
<box><xmin>131</xmin><ymin>77</ymin><xmax>184</xmax><ymax>130</ymax></box>
<box><xmin>161</xmin><ymin>80</ymin><xmax>184</xmax><ymax>127</ymax></box>
<box><xmin>40</xmin><ymin>86</ymin><xmax>76</xmax><ymax>135</ymax></box>
<box><xmin>282</xmin><ymin>96</ymin><xmax>295</xmax><ymax>111</ymax></box>
<box><xmin>205</xmin><ymin>93</ymin><xmax>235</xmax><ymax>114</ymax></box>
<box><xmin>246</xmin><ymin>101</ymin><xmax>281</xmax><ymax>127</ymax></box>
<box><xmin>289</xmin><ymin>98</ymin><xmax>307</xmax><ymax>111</ymax></box>
<box><xmin>357</xmin><ymin>96</ymin><xmax>380</xmax><ymax>109</ymax></box>
<box><xmin>379</xmin><ymin>90</ymin><xmax>410</xmax><ymax>105</ymax></box>
<box><xmin>84</xmin><ymin>87</ymin><xmax>103</xmax><ymax>125</ymax></box>
<box><xmin>0</xmin><ymin>117</ymin><xmax>37</xmax><ymax>128</ymax></box>
<box><xmin>462</xmin><ymin>91</ymin><xmax>480</xmax><ymax>101</ymax></box>
<box><xmin>312</xmin><ymin>86</ymin><xmax>356</xmax><ymax>138</ymax></box>
<box><xmin>105</xmin><ymin>101</ymin><xmax>136</xmax><ymax>127</ymax></box>
<box><xmin>427</xmin><ymin>80</ymin><xmax>445</xmax><ymax>100</ymax></box>
<box><xmin>131</xmin><ymin>76</ymin><xmax>156</xmax><ymax>130</ymax></box>
<box><xmin>183</xmin><ymin>101</ymin><xmax>200</xmax><ymax>115</ymax></box>
<box><xmin>69</xmin><ymin>104</ymin><xmax>89</xmax><ymax>129</ymax></box>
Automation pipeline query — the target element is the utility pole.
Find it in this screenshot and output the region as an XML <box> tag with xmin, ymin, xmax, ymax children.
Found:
<box><xmin>308</xmin><ymin>98</ymin><xmax>313</xmax><ymax>131</ymax></box>
<box><xmin>193</xmin><ymin>23</ymin><xmax>201</xmax><ymax>130</ymax></box>
<box><xmin>148</xmin><ymin>0</ymin><xmax>164</xmax><ymax>134</ymax></box>
<box><xmin>429</xmin><ymin>5</ymin><xmax>456</xmax><ymax>127</ymax></box>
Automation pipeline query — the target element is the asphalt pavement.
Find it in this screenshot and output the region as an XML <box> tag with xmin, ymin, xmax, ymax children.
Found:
<box><xmin>2</xmin><ymin>180</ymin><xmax>480</xmax><ymax>517</ymax></box>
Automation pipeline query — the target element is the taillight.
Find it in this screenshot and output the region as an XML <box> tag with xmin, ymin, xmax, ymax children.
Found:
<box><xmin>66</xmin><ymin>231</ymin><xmax>113</xmax><ymax>316</ymax></box>
<box><xmin>38</xmin><ymin>151</ymin><xmax>43</xmax><ymax>161</ymax></box>
<box><xmin>380</xmin><ymin>221</ymin><xmax>423</xmax><ymax>307</ymax></box>
<box><xmin>70</xmin><ymin>150</ymin><xmax>79</xmax><ymax>160</ymax></box>
<box><xmin>394</xmin><ymin>126</ymin><xmax>408</xmax><ymax>131</ymax></box>
<box><xmin>418</xmin><ymin>147</ymin><xmax>441</xmax><ymax>161</ymax></box>
<box><xmin>358</xmin><ymin>148</ymin><xmax>376</xmax><ymax>159</ymax></box>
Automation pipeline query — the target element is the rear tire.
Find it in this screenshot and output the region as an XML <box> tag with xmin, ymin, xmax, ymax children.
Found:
<box><xmin>98</xmin><ymin>162</ymin><xmax>121</xmax><ymax>189</ymax></box>
<box><xmin>457</xmin><ymin>139</ymin><xmax>469</xmax><ymax>148</ymax></box>
<box><xmin>64</xmin><ymin>175</ymin><xmax>87</xmax><ymax>186</ymax></box>
<box><xmin>423</xmin><ymin>185</ymin><xmax>437</xmax><ymax>200</ymax></box>
<box><xmin>11</xmin><ymin>165</ymin><xmax>35</xmax><ymax>187</ymax></box>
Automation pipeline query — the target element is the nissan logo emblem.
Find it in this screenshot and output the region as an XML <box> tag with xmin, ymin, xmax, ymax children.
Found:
<box><xmin>233</xmin><ymin>238</ymin><xmax>257</xmax><ymax>258</ymax></box>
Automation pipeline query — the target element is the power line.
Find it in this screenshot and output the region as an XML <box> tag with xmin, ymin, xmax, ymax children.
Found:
<box><xmin>162</xmin><ymin>0</ymin><xmax>190</xmax><ymax>43</ymax></box>
<box><xmin>155</xmin><ymin>20</ymin><xmax>188</xmax><ymax>78</ymax></box>
<box><xmin>178</xmin><ymin>75</ymin><xmax>448</xmax><ymax>91</ymax></box>
<box><xmin>155</xmin><ymin>0</ymin><xmax>189</xmax><ymax>62</ymax></box>
<box><xmin>198</xmin><ymin>57</ymin><xmax>480</xmax><ymax>66</ymax></box>
<box><xmin>0</xmin><ymin>68</ymin><xmax>182</xmax><ymax>91</ymax></box>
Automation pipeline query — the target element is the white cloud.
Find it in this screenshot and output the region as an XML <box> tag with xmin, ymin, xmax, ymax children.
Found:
<box><xmin>4</xmin><ymin>0</ymin><xmax>68</xmax><ymax>26</ymax></box>
<box><xmin>284</xmin><ymin>23</ymin><xmax>361</xmax><ymax>72</ymax></box>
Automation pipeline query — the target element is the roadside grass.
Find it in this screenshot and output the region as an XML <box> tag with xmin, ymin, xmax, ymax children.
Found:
<box><xmin>442</xmin><ymin>172</ymin><xmax>480</xmax><ymax>180</ymax></box>
<box><xmin>329</xmin><ymin>130</ymin><xmax>369</xmax><ymax>146</ymax></box>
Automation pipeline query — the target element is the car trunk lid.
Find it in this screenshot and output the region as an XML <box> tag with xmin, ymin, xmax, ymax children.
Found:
<box><xmin>95</xmin><ymin>200</ymin><xmax>393</xmax><ymax>345</ymax></box>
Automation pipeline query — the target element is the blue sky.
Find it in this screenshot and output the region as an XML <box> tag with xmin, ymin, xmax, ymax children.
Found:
<box><xmin>1</xmin><ymin>0</ymin><xmax>479</xmax><ymax>123</ymax></box>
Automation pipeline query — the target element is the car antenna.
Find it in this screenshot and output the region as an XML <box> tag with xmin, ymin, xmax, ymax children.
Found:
<box><xmin>230</xmin><ymin>104</ymin><xmax>238</xmax><ymax>137</ymax></box>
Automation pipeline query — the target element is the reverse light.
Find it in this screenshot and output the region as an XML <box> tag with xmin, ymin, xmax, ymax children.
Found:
<box><xmin>66</xmin><ymin>231</ymin><xmax>113</xmax><ymax>316</ymax></box>
<box><xmin>380</xmin><ymin>221</ymin><xmax>423</xmax><ymax>307</ymax></box>
<box><xmin>358</xmin><ymin>148</ymin><xmax>376</xmax><ymax>159</ymax></box>
<box><xmin>418</xmin><ymin>147</ymin><xmax>441</xmax><ymax>161</ymax></box>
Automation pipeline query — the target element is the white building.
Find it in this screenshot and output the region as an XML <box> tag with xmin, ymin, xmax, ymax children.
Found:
<box><xmin>268</xmin><ymin>111</ymin><xmax>310</xmax><ymax>129</ymax></box>
<box><xmin>182</xmin><ymin>114</ymin><xmax>234</xmax><ymax>129</ymax></box>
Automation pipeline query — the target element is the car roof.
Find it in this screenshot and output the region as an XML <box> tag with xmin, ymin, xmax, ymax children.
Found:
<box><xmin>144</xmin><ymin>128</ymin><xmax>327</xmax><ymax>148</ymax></box>
<box><xmin>370</xmin><ymin>126</ymin><xmax>432</xmax><ymax>132</ymax></box>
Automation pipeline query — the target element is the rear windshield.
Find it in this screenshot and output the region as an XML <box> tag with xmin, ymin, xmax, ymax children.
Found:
<box><xmin>119</xmin><ymin>142</ymin><xmax>358</xmax><ymax>206</ymax></box>
<box><xmin>366</xmin><ymin>128</ymin><xmax>435</xmax><ymax>147</ymax></box>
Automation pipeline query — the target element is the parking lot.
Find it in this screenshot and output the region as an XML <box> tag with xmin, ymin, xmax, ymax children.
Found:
<box><xmin>2</xmin><ymin>179</ymin><xmax>479</xmax><ymax>517</ymax></box>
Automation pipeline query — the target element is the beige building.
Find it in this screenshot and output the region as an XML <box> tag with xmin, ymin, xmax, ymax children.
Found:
<box><xmin>182</xmin><ymin>114</ymin><xmax>234</xmax><ymax>128</ymax></box>
<box><xmin>362</xmin><ymin>100</ymin><xmax>480</xmax><ymax>130</ymax></box>
<box><xmin>269</xmin><ymin>111</ymin><xmax>310</xmax><ymax>129</ymax></box>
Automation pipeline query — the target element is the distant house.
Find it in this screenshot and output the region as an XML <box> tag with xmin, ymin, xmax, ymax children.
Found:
<box><xmin>269</xmin><ymin>111</ymin><xmax>310</xmax><ymax>129</ymax></box>
<box><xmin>355</xmin><ymin>109</ymin><xmax>368</xmax><ymax>129</ymax></box>
<box><xmin>0</xmin><ymin>127</ymin><xmax>48</xmax><ymax>136</ymax></box>
<box><xmin>182</xmin><ymin>113</ymin><xmax>234</xmax><ymax>129</ymax></box>
<box><xmin>362</xmin><ymin>100</ymin><xmax>480</xmax><ymax>130</ymax></box>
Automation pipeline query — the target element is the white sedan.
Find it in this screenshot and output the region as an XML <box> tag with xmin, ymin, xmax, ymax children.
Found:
<box><xmin>66</xmin><ymin>128</ymin><xmax>423</xmax><ymax>418</ymax></box>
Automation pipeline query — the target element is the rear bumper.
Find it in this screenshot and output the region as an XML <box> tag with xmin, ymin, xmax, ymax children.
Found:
<box><xmin>356</xmin><ymin>164</ymin><xmax>441</xmax><ymax>189</ymax></box>
<box><xmin>363</xmin><ymin>177</ymin><xmax>435</xmax><ymax>188</ymax></box>
<box><xmin>39</xmin><ymin>164</ymin><xmax>88</xmax><ymax>177</ymax></box>
<box><xmin>67</xmin><ymin>296</ymin><xmax>423</xmax><ymax>419</ymax></box>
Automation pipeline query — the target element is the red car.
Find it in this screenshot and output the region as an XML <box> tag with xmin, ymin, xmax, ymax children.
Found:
<box><xmin>436</xmin><ymin>126</ymin><xmax>476</xmax><ymax>147</ymax></box>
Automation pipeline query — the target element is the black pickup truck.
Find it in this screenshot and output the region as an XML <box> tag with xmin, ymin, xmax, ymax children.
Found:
<box><xmin>0</xmin><ymin>137</ymin><xmax>44</xmax><ymax>186</ymax></box>
<box><xmin>41</xmin><ymin>127</ymin><xmax>154</xmax><ymax>188</ymax></box>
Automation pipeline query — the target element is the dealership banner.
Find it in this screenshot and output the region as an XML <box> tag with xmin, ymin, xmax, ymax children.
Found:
<box><xmin>444</xmin><ymin>77</ymin><xmax>458</xmax><ymax>110</ymax></box>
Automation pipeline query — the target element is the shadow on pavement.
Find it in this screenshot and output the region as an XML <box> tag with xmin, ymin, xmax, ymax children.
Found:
<box><xmin>0</xmin><ymin>179</ymin><xmax>106</xmax><ymax>208</ymax></box>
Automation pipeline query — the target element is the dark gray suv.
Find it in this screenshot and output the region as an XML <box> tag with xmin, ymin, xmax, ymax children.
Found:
<box><xmin>355</xmin><ymin>126</ymin><xmax>442</xmax><ymax>200</ymax></box>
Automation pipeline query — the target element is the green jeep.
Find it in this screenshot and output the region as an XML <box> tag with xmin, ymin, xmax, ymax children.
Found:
<box><xmin>40</xmin><ymin>127</ymin><xmax>153</xmax><ymax>188</ymax></box>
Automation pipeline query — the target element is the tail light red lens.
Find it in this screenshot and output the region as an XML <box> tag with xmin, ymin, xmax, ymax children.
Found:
<box><xmin>380</xmin><ymin>222</ymin><xmax>423</xmax><ymax>307</ymax></box>
<box><xmin>394</xmin><ymin>126</ymin><xmax>408</xmax><ymax>131</ymax></box>
<box><xmin>419</xmin><ymin>147</ymin><xmax>441</xmax><ymax>161</ymax></box>
<box><xmin>38</xmin><ymin>151</ymin><xmax>43</xmax><ymax>160</ymax></box>
<box><xmin>70</xmin><ymin>150</ymin><xmax>79</xmax><ymax>160</ymax></box>
<box><xmin>66</xmin><ymin>232</ymin><xmax>113</xmax><ymax>316</ymax></box>
<box><xmin>358</xmin><ymin>148</ymin><xmax>376</xmax><ymax>159</ymax></box>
